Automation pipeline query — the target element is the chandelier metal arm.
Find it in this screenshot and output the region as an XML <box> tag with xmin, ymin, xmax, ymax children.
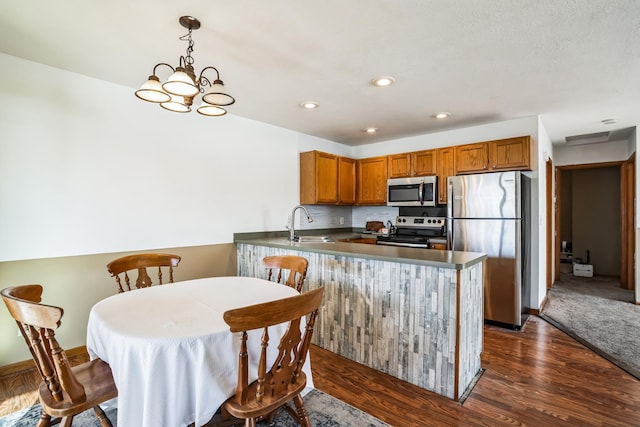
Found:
<box><xmin>151</xmin><ymin>62</ymin><xmax>176</xmax><ymax>77</ymax></box>
<box><xmin>196</xmin><ymin>66</ymin><xmax>222</xmax><ymax>90</ymax></box>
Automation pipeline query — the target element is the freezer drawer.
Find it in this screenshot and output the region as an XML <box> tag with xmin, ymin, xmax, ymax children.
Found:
<box><xmin>450</xmin><ymin>218</ymin><xmax>522</xmax><ymax>326</ymax></box>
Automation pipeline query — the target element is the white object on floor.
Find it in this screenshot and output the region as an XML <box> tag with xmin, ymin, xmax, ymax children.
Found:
<box><xmin>573</xmin><ymin>263</ymin><xmax>594</xmax><ymax>277</ymax></box>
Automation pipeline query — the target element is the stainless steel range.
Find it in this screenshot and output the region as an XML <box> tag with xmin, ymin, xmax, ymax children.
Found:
<box><xmin>376</xmin><ymin>216</ymin><xmax>446</xmax><ymax>249</ymax></box>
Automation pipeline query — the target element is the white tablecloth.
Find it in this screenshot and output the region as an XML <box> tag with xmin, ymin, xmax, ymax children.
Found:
<box><xmin>86</xmin><ymin>276</ymin><xmax>312</xmax><ymax>427</ymax></box>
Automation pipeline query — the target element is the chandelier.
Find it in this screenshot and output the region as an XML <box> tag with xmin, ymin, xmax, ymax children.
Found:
<box><xmin>135</xmin><ymin>16</ymin><xmax>235</xmax><ymax>116</ymax></box>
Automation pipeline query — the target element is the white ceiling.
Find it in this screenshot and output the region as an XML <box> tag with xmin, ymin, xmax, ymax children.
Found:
<box><xmin>2</xmin><ymin>1</ymin><xmax>640</xmax><ymax>146</ymax></box>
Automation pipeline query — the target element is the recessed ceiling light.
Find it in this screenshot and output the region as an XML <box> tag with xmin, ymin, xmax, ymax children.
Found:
<box><xmin>601</xmin><ymin>118</ymin><xmax>616</xmax><ymax>125</ymax></box>
<box><xmin>433</xmin><ymin>112</ymin><xmax>451</xmax><ymax>119</ymax></box>
<box><xmin>300</xmin><ymin>101</ymin><xmax>319</xmax><ymax>109</ymax></box>
<box><xmin>371</xmin><ymin>76</ymin><xmax>395</xmax><ymax>87</ymax></box>
<box><xmin>363</xmin><ymin>127</ymin><xmax>378</xmax><ymax>133</ymax></box>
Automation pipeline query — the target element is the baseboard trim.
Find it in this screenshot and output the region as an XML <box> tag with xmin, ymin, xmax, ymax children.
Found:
<box><xmin>0</xmin><ymin>345</ymin><xmax>87</xmax><ymax>377</ymax></box>
<box><xmin>529</xmin><ymin>294</ymin><xmax>548</xmax><ymax>316</ymax></box>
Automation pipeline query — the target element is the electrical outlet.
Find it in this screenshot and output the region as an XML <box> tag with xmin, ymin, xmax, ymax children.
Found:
<box><xmin>339</xmin><ymin>217</ymin><xmax>345</xmax><ymax>225</ymax></box>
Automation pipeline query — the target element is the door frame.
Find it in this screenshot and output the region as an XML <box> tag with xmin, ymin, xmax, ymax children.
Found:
<box><xmin>621</xmin><ymin>153</ymin><xmax>636</xmax><ymax>290</ymax></box>
<box><xmin>554</xmin><ymin>160</ymin><xmax>634</xmax><ymax>294</ymax></box>
<box><xmin>546</xmin><ymin>158</ymin><xmax>553</xmax><ymax>289</ymax></box>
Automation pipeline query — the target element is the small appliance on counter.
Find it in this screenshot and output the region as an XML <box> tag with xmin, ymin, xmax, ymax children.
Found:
<box><xmin>363</xmin><ymin>221</ymin><xmax>384</xmax><ymax>233</ymax></box>
<box><xmin>376</xmin><ymin>216</ymin><xmax>446</xmax><ymax>249</ymax></box>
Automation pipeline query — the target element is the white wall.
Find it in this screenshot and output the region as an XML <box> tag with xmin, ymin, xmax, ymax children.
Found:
<box><xmin>535</xmin><ymin>121</ymin><xmax>554</xmax><ymax>307</ymax></box>
<box><xmin>352</xmin><ymin>116</ymin><xmax>540</xmax><ymax>157</ymax></box>
<box><xmin>553</xmin><ymin>139</ymin><xmax>632</xmax><ymax>166</ymax></box>
<box><xmin>0</xmin><ymin>53</ymin><xmax>347</xmax><ymax>262</ymax></box>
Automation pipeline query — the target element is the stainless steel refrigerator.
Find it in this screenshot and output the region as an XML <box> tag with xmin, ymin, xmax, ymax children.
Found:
<box><xmin>447</xmin><ymin>171</ymin><xmax>530</xmax><ymax>328</ymax></box>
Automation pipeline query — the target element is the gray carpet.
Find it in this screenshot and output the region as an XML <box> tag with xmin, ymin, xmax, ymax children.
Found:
<box><xmin>540</xmin><ymin>268</ymin><xmax>640</xmax><ymax>380</ymax></box>
<box><xmin>0</xmin><ymin>389</ymin><xmax>389</xmax><ymax>427</ymax></box>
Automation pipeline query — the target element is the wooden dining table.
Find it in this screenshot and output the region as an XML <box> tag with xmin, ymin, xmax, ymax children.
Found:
<box><xmin>86</xmin><ymin>276</ymin><xmax>312</xmax><ymax>427</ymax></box>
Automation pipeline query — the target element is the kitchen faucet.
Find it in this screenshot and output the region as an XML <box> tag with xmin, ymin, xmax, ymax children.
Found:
<box><xmin>288</xmin><ymin>205</ymin><xmax>314</xmax><ymax>241</ymax></box>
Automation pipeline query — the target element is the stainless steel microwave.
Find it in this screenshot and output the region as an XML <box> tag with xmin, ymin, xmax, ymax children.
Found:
<box><xmin>387</xmin><ymin>176</ymin><xmax>437</xmax><ymax>207</ymax></box>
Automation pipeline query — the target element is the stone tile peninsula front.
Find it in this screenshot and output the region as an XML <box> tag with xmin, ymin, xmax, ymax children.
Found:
<box><xmin>235</xmin><ymin>239</ymin><xmax>485</xmax><ymax>401</ymax></box>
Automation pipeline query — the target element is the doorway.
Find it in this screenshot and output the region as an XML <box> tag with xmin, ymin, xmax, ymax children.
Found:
<box><xmin>554</xmin><ymin>160</ymin><xmax>635</xmax><ymax>294</ymax></box>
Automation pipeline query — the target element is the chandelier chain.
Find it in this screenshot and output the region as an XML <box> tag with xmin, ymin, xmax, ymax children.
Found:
<box><xmin>179</xmin><ymin>29</ymin><xmax>195</xmax><ymax>67</ymax></box>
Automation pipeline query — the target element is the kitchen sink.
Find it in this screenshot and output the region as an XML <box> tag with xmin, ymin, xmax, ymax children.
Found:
<box><xmin>293</xmin><ymin>235</ymin><xmax>335</xmax><ymax>243</ymax></box>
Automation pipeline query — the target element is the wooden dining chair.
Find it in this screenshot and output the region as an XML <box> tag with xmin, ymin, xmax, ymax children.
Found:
<box><xmin>262</xmin><ymin>255</ymin><xmax>309</xmax><ymax>292</ymax></box>
<box><xmin>1</xmin><ymin>284</ymin><xmax>118</xmax><ymax>427</ymax></box>
<box><xmin>106</xmin><ymin>253</ymin><xmax>181</xmax><ymax>293</ymax></box>
<box><xmin>220</xmin><ymin>287</ymin><xmax>324</xmax><ymax>427</ymax></box>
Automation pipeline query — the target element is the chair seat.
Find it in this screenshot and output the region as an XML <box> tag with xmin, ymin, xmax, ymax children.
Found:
<box><xmin>39</xmin><ymin>359</ymin><xmax>118</xmax><ymax>418</ymax></box>
<box><xmin>223</xmin><ymin>373</ymin><xmax>307</xmax><ymax>419</ymax></box>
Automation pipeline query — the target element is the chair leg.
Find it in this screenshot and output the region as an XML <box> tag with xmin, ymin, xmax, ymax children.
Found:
<box><xmin>292</xmin><ymin>395</ymin><xmax>311</xmax><ymax>427</ymax></box>
<box><xmin>61</xmin><ymin>416</ymin><xmax>74</xmax><ymax>427</ymax></box>
<box><xmin>245</xmin><ymin>418</ymin><xmax>257</xmax><ymax>427</ymax></box>
<box><xmin>36</xmin><ymin>411</ymin><xmax>51</xmax><ymax>427</ymax></box>
<box><xmin>94</xmin><ymin>405</ymin><xmax>113</xmax><ymax>427</ymax></box>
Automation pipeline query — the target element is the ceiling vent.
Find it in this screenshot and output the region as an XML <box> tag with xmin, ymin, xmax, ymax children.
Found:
<box><xmin>564</xmin><ymin>131</ymin><xmax>611</xmax><ymax>146</ymax></box>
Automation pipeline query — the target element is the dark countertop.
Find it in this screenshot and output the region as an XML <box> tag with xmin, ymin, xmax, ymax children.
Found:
<box><xmin>234</xmin><ymin>229</ymin><xmax>486</xmax><ymax>270</ymax></box>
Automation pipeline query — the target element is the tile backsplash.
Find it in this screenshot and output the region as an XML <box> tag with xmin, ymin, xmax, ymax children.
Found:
<box><xmin>297</xmin><ymin>205</ymin><xmax>399</xmax><ymax>230</ymax></box>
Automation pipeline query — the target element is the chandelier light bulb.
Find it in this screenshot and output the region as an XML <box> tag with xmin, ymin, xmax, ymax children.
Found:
<box><xmin>163</xmin><ymin>68</ymin><xmax>199</xmax><ymax>97</ymax></box>
<box><xmin>197</xmin><ymin>102</ymin><xmax>227</xmax><ymax>116</ymax></box>
<box><xmin>160</xmin><ymin>94</ymin><xmax>191</xmax><ymax>113</ymax></box>
<box><xmin>135</xmin><ymin>76</ymin><xmax>172</xmax><ymax>103</ymax></box>
<box><xmin>202</xmin><ymin>80</ymin><xmax>235</xmax><ymax>106</ymax></box>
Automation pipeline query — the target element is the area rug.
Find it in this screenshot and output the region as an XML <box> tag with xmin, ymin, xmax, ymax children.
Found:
<box><xmin>540</xmin><ymin>270</ymin><xmax>640</xmax><ymax>380</ymax></box>
<box><xmin>0</xmin><ymin>389</ymin><xmax>389</xmax><ymax>427</ymax></box>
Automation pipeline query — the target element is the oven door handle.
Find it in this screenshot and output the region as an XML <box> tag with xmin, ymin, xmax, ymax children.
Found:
<box><xmin>376</xmin><ymin>241</ymin><xmax>430</xmax><ymax>249</ymax></box>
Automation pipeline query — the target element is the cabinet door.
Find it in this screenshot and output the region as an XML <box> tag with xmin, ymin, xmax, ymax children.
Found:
<box><xmin>338</xmin><ymin>157</ymin><xmax>356</xmax><ymax>204</ymax></box>
<box><xmin>357</xmin><ymin>156</ymin><xmax>388</xmax><ymax>205</ymax></box>
<box><xmin>387</xmin><ymin>153</ymin><xmax>411</xmax><ymax>178</ymax></box>
<box><xmin>490</xmin><ymin>136</ymin><xmax>532</xmax><ymax>171</ymax></box>
<box><xmin>412</xmin><ymin>150</ymin><xmax>437</xmax><ymax>176</ymax></box>
<box><xmin>300</xmin><ymin>151</ymin><xmax>338</xmax><ymax>204</ymax></box>
<box><xmin>436</xmin><ymin>147</ymin><xmax>454</xmax><ymax>205</ymax></box>
<box><xmin>454</xmin><ymin>143</ymin><xmax>489</xmax><ymax>174</ymax></box>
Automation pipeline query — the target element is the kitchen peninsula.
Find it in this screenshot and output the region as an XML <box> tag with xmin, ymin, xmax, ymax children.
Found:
<box><xmin>235</xmin><ymin>231</ymin><xmax>486</xmax><ymax>401</ymax></box>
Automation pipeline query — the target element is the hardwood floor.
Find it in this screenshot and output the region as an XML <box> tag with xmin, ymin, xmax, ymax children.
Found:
<box><xmin>2</xmin><ymin>316</ymin><xmax>639</xmax><ymax>426</ymax></box>
<box><xmin>310</xmin><ymin>316</ymin><xmax>640</xmax><ymax>427</ymax></box>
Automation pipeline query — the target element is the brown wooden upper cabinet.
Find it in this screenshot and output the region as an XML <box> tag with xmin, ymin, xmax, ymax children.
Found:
<box><xmin>436</xmin><ymin>147</ymin><xmax>455</xmax><ymax>205</ymax></box>
<box><xmin>454</xmin><ymin>142</ymin><xmax>490</xmax><ymax>174</ymax></box>
<box><xmin>300</xmin><ymin>151</ymin><xmax>356</xmax><ymax>205</ymax></box>
<box><xmin>357</xmin><ymin>156</ymin><xmax>388</xmax><ymax>205</ymax></box>
<box><xmin>412</xmin><ymin>150</ymin><xmax>437</xmax><ymax>176</ymax></box>
<box><xmin>338</xmin><ymin>156</ymin><xmax>356</xmax><ymax>204</ymax></box>
<box><xmin>455</xmin><ymin>136</ymin><xmax>532</xmax><ymax>174</ymax></box>
<box><xmin>388</xmin><ymin>150</ymin><xmax>437</xmax><ymax>178</ymax></box>
<box><xmin>490</xmin><ymin>136</ymin><xmax>532</xmax><ymax>171</ymax></box>
<box><xmin>387</xmin><ymin>153</ymin><xmax>411</xmax><ymax>178</ymax></box>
